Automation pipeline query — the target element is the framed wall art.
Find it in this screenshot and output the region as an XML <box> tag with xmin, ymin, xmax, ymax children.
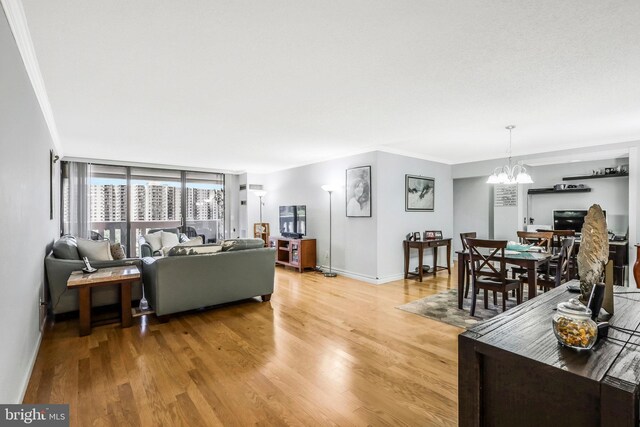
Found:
<box><xmin>346</xmin><ymin>165</ymin><xmax>371</xmax><ymax>217</ymax></box>
<box><xmin>405</xmin><ymin>175</ymin><xmax>434</xmax><ymax>212</ymax></box>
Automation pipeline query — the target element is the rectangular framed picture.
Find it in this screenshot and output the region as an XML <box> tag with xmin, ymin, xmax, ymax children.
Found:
<box><xmin>346</xmin><ymin>165</ymin><xmax>371</xmax><ymax>217</ymax></box>
<box><xmin>424</xmin><ymin>231</ymin><xmax>436</xmax><ymax>240</ymax></box>
<box><xmin>405</xmin><ymin>175</ymin><xmax>434</xmax><ymax>212</ymax></box>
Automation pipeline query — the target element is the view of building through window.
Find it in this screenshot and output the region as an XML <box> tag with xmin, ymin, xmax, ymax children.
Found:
<box><xmin>62</xmin><ymin>163</ymin><xmax>225</xmax><ymax>255</ymax></box>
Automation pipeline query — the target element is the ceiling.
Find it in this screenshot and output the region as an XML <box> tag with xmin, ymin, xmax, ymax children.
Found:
<box><xmin>18</xmin><ymin>0</ymin><xmax>640</xmax><ymax>173</ymax></box>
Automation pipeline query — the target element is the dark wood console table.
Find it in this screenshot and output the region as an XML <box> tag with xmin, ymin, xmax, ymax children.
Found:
<box><xmin>459</xmin><ymin>282</ymin><xmax>640</xmax><ymax>426</ymax></box>
<box><xmin>403</xmin><ymin>238</ymin><xmax>451</xmax><ymax>282</ymax></box>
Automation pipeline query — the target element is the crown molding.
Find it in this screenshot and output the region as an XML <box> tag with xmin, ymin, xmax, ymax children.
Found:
<box><xmin>1</xmin><ymin>0</ymin><xmax>63</xmax><ymax>156</ymax></box>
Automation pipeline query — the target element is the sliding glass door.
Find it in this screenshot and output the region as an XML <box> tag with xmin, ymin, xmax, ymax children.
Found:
<box><xmin>64</xmin><ymin>162</ymin><xmax>226</xmax><ymax>256</ymax></box>
<box><xmin>88</xmin><ymin>165</ymin><xmax>128</xmax><ymax>249</ymax></box>
<box><xmin>129</xmin><ymin>168</ymin><xmax>183</xmax><ymax>256</ymax></box>
<box><xmin>185</xmin><ymin>172</ymin><xmax>225</xmax><ymax>243</ymax></box>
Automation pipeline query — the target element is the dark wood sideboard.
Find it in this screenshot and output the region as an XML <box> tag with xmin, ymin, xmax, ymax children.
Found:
<box><xmin>459</xmin><ymin>283</ymin><xmax>640</xmax><ymax>427</ymax></box>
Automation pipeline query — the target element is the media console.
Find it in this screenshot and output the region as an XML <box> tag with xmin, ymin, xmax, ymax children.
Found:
<box><xmin>269</xmin><ymin>237</ymin><xmax>316</xmax><ymax>273</ymax></box>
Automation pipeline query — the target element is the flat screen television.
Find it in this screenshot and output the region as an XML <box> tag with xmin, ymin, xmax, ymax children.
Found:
<box><xmin>279</xmin><ymin>205</ymin><xmax>306</xmax><ymax>238</ymax></box>
<box><xmin>553</xmin><ymin>209</ymin><xmax>606</xmax><ymax>235</ymax></box>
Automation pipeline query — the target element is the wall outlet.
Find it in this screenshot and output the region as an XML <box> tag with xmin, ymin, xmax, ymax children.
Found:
<box><xmin>324</xmin><ymin>250</ymin><xmax>329</xmax><ymax>261</ymax></box>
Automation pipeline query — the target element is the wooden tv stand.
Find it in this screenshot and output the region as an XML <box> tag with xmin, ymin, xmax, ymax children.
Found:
<box><xmin>269</xmin><ymin>237</ymin><xmax>316</xmax><ymax>273</ymax></box>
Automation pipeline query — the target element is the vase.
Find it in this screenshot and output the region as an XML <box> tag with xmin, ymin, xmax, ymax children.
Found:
<box><xmin>634</xmin><ymin>245</ymin><xmax>640</xmax><ymax>289</ymax></box>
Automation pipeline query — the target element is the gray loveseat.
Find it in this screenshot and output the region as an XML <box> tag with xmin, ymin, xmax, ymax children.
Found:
<box><xmin>45</xmin><ymin>237</ymin><xmax>142</xmax><ymax>315</ymax></box>
<box><xmin>142</xmin><ymin>240</ymin><xmax>276</xmax><ymax>317</ymax></box>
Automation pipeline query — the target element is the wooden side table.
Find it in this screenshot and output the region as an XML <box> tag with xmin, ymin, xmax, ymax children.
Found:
<box><xmin>403</xmin><ymin>238</ymin><xmax>452</xmax><ymax>282</ymax></box>
<box><xmin>67</xmin><ymin>265</ymin><xmax>140</xmax><ymax>336</ymax></box>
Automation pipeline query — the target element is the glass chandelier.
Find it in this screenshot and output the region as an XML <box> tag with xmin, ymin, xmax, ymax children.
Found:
<box><xmin>486</xmin><ymin>125</ymin><xmax>533</xmax><ymax>184</ymax></box>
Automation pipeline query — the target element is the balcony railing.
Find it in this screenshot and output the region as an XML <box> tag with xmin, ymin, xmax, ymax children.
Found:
<box><xmin>91</xmin><ymin>219</ymin><xmax>224</xmax><ymax>257</ymax></box>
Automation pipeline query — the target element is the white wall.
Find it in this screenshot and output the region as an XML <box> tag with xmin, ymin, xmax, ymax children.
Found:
<box><xmin>527</xmin><ymin>159</ymin><xmax>629</xmax><ymax>234</ymax></box>
<box><xmin>375</xmin><ymin>152</ymin><xmax>453</xmax><ymax>281</ymax></box>
<box><xmin>0</xmin><ymin>7</ymin><xmax>59</xmax><ymax>402</ymax></box>
<box><xmin>252</xmin><ymin>151</ymin><xmax>454</xmax><ymax>283</ymax></box>
<box><xmin>260</xmin><ymin>152</ymin><xmax>379</xmax><ymax>280</ymax></box>
<box><xmin>453</xmin><ymin>177</ymin><xmax>493</xmax><ymax>251</ymax></box>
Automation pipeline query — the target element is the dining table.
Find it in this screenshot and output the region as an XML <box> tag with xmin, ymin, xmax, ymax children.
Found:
<box><xmin>456</xmin><ymin>249</ymin><xmax>554</xmax><ymax>309</ymax></box>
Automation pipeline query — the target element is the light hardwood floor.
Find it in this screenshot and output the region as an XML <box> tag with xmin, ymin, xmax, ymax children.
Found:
<box><xmin>24</xmin><ymin>267</ymin><xmax>462</xmax><ymax>426</ymax></box>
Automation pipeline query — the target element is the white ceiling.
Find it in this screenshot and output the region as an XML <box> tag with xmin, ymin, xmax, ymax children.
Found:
<box><xmin>18</xmin><ymin>0</ymin><xmax>640</xmax><ymax>173</ymax></box>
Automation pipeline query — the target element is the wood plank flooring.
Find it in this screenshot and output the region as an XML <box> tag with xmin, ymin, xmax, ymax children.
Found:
<box><xmin>24</xmin><ymin>267</ymin><xmax>462</xmax><ymax>426</ymax></box>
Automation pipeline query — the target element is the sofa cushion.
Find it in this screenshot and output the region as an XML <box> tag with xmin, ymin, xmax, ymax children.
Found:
<box><xmin>161</xmin><ymin>231</ymin><xmax>180</xmax><ymax>248</ymax></box>
<box><xmin>221</xmin><ymin>238</ymin><xmax>265</xmax><ymax>252</ymax></box>
<box><xmin>52</xmin><ymin>235</ymin><xmax>80</xmax><ymax>260</ymax></box>
<box><xmin>110</xmin><ymin>243</ymin><xmax>126</xmax><ymax>260</ymax></box>
<box><xmin>143</xmin><ymin>231</ymin><xmax>163</xmax><ymax>252</ymax></box>
<box><xmin>167</xmin><ymin>243</ymin><xmax>222</xmax><ymax>257</ymax></box>
<box><xmin>77</xmin><ymin>238</ymin><xmax>113</xmax><ymax>261</ymax></box>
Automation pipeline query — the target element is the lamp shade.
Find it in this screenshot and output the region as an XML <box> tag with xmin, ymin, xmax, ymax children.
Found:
<box><xmin>253</xmin><ymin>189</ymin><xmax>267</xmax><ymax>197</ymax></box>
<box><xmin>321</xmin><ymin>184</ymin><xmax>339</xmax><ymax>192</ymax></box>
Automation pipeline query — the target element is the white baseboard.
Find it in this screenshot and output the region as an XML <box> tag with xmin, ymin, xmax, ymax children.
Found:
<box><xmin>316</xmin><ymin>265</ymin><xmax>405</xmax><ymax>285</ymax></box>
<box><xmin>18</xmin><ymin>330</ymin><xmax>42</xmax><ymax>403</ymax></box>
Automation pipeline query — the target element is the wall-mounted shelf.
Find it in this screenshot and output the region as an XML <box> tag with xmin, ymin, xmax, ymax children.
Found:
<box><xmin>527</xmin><ymin>188</ymin><xmax>592</xmax><ymax>195</ymax></box>
<box><xmin>562</xmin><ymin>173</ymin><xmax>628</xmax><ymax>181</ymax></box>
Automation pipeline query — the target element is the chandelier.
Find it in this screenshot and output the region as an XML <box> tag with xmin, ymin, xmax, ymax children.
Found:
<box><xmin>486</xmin><ymin>125</ymin><xmax>533</xmax><ymax>184</ymax></box>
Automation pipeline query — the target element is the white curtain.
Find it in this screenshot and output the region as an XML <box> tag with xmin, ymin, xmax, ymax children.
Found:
<box><xmin>65</xmin><ymin>162</ymin><xmax>91</xmax><ymax>238</ymax></box>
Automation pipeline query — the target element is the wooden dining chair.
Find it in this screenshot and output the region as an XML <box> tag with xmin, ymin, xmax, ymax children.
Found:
<box><xmin>460</xmin><ymin>232</ymin><xmax>476</xmax><ymax>298</ymax></box>
<box><xmin>511</xmin><ymin>231</ymin><xmax>554</xmax><ymax>279</ymax></box>
<box><xmin>466</xmin><ymin>238</ymin><xmax>522</xmax><ymax>316</ymax></box>
<box><xmin>519</xmin><ymin>237</ymin><xmax>575</xmax><ymax>292</ymax></box>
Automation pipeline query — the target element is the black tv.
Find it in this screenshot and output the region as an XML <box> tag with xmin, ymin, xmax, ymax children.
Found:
<box><xmin>279</xmin><ymin>205</ymin><xmax>306</xmax><ymax>238</ymax></box>
<box><xmin>553</xmin><ymin>209</ymin><xmax>606</xmax><ymax>235</ymax></box>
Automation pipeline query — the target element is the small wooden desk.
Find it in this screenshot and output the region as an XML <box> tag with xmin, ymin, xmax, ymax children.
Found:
<box><xmin>403</xmin><ymin>238</ymin><xmax>452</xmax><ymax>282</ymax></box>
<box><xmin>67</xmin><ymin>265</ymin><xmax>140</xmax><ymax>336</ymax></box>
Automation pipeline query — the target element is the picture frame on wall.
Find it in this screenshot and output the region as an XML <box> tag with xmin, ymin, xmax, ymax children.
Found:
<box><xmin>49</xmin><ymin>150</ymin><xmax>55</xmax><ymax>220</ymax></box>
<box><xmin>346</xmin><ymin>165</ymin><xmax>372</xmax><ymax>217</ymax></box>
<box><xmin>405</xmin><ymin>174</ymin><xmax>434</xmax><ymax>212</ymax></box>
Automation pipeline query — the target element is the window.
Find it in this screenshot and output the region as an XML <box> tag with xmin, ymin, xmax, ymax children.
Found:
<box><xmin>62</xmin><ymin>162</ymin><xmax>226</xmax><ymax>256</ymax></box>
<box><xmin>185</xmin><ymin>172</ymin><xmax>225</xmax><ymax>243</ymax></box>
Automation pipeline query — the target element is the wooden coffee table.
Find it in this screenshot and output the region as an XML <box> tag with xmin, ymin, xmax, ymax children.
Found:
<box><xmin>67</xmin><ymin>265</ymin><xmax>140</xmax><ymax>336</ymax></box>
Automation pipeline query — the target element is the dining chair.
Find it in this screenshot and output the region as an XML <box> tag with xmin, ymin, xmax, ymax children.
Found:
<box><xmin>460</xmin><ymin>232</ymin><xmax>476</xmax><ymax>298</ymax></box>
<box><xmin>466</xmin><ymin>238</ymin><xmax>522</xmax><ymax>316</ymax></box>
<box><xmin>511</xmin><ymin>231</ymin><xmax>554</xmax><ymax>278</ymax></box>
<box><xmin>519</xmin><ymin>237</ymin><xmax>575</xmax><ymax>292</ymax></box>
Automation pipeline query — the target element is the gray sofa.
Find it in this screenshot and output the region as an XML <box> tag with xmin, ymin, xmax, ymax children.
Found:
<box><xmin>45</xmin><ymin>237</ymin><xmax>143</xmax><ymax>315</ymax></box>
<box><xmin>142</xmin><ymin>244</ymin><xmax>276</xmax><ymax>317</ymax></box>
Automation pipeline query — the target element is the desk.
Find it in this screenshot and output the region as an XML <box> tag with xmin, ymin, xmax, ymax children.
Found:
<box><xmin>67</xmin><ymin>265</ymin><xmax>140</xmax><ymax>336</ymax></box>
<box><xmin>456</xmin><ymin>250</ymin><xmax>552</xmax><ymax>308</ymax></box>
<box><xmin>403</xmin><ymin>238</ymin><xmax>451</xmax><ymax>282</ymax></box>
<box><xmin>459</xmin><ymin>283</ymin><xmax>640</xmax><ymax>426</ymax></box>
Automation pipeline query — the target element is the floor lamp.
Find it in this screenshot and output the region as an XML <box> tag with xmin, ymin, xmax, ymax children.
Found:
<box><xmin>321</xmin><ymin>185</ymin><xmax>337</xmax><ymax>277</ymax></box>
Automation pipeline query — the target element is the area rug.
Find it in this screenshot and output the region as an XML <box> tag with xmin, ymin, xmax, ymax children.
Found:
<box><xmin>396</xmin><ymin>289</ymin><xmax>527</xmax><ymax>329</ymax></box>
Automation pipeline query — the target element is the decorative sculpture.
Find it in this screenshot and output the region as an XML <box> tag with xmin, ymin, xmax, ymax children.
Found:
<box><xmin>577</xmin><ymin>204</ymin><xmax>609</xmax><ymax>302</ymax></box>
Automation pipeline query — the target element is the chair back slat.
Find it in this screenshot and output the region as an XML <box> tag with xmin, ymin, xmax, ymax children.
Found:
<box><xmin>460</xmin><ymin>232</ymin><xmax>477</xmax><ymax>251</ymax></box>
<box><xmin>554</xmin><ymin>237</ymin><xmax>575</xmax><ymax>286</ymax></box>
<box><xmin>466</xmin><ymin>238</ymin><xmax>508</xmax><ymax>284</ymax></box>
<box><xmin>517</xmin><ymin>231</ymin><xmax>553</xmax><ymax>252</ymax></box>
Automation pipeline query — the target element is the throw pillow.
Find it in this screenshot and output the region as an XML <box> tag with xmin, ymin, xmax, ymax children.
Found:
<box><xmin>221</xmin><ymin>238</ymin><xmax>265</xmax><ymax>252</ymax></box>
<box><xmin>168</xmin><ymin>244</ymin><xmax>222</xmax><ymax>257</ymax></box>
<box><xmin>77</xmin><ymin>238</ymin><xmax>113</xmax><ymax>261</ymax></box>
<box><xmin>52</xmin><ymin>235</ymin><xmax>80</xmax><ymax>260</ymax></box>
<box><xmin>161</xmin><ymin>236</ymin><xmax>202</xmax><ymax>256</ymax></box>
<box><xmin>143</xmin><ymin>232</ymin><xmax>163</xmax><ymax>252</ymax></box>
<box><xmin>110</xmin><ymin>243</ymin><xmax>126</xmax><ymax>260</ymax></box>
<box><xmin>161</xmin><ymin>231</ymin><xmax>180</xmax><ymax>248</ymax></box>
